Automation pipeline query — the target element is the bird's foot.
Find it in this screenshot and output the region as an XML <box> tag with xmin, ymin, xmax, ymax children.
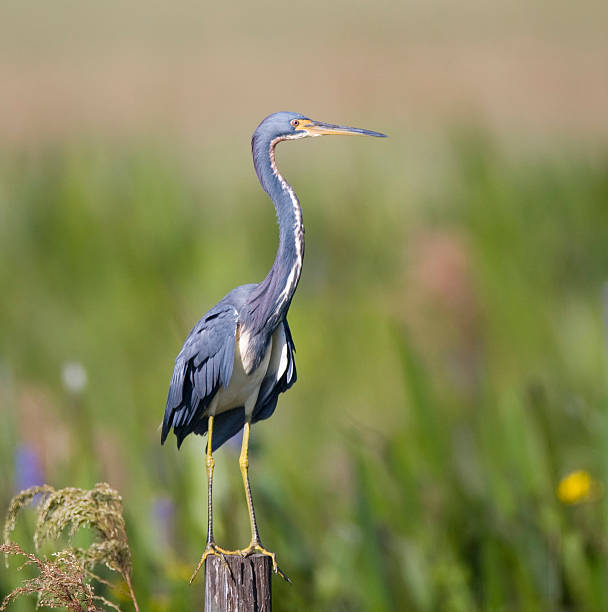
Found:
<box><xmin>239</xmin><ymin>541</ymin><xmax>291</xmax><ymax>583</ymax></box>
<box><xmin>189</xmin><ymin>542</ymin><xmax>237</xmax><ymax>583</ymax></box>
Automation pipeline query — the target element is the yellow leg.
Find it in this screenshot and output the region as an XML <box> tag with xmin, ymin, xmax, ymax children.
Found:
<box><xmin>189</xmin><ymin>415</ymin><xmax>235</xmax><ymax>583</ymax></box>
<box><xmin>238</xmin><ymin>421</ymin><xmax>290</xmax><ymax>582</ymax></box>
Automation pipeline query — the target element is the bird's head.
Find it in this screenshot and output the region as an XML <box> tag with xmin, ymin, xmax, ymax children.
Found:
<box><xmin>254</xmin><ymin>111</ymin><xmax>387</xmax><ymax>141</ymax></box>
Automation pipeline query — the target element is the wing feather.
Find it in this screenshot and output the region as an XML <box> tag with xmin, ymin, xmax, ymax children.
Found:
<box><xmin>252</xmin><ymin>319</ymin><xmax>297</xmax><ymax>424</ymax></box>
<box><xmin>161</xmin><ymin>303</ymin><xmax>238</xmax><ymax>447</ymax></box>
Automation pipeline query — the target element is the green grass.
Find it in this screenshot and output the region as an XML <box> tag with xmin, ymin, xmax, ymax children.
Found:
<box><xmin>1</xmin><ymin>134</ymin><xmax>607</xmax><ymax>610</ymax></box>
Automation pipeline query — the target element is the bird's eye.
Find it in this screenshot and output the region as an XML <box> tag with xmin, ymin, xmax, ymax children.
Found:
<box><xmin>291</xmin><ymin>119</ymin><xmax>300</xmax><ymax>128</ymax></box>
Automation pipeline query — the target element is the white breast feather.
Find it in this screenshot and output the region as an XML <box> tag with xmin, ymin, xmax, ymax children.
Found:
<box><xmin>209</xmin><ymin>330</ymin><xmax>272</xmax><ymax>418</ymax></box>
<box><xmin>271</xmin><ymin>325</ymin><xmax>289</xmax><ymax>382</ymax></box>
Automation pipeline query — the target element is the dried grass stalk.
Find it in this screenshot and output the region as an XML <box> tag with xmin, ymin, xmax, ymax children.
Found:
<box><xmin>2</xmin><ymin>483</ymin><xmax>139</xmax><ymax>612</ymax></box>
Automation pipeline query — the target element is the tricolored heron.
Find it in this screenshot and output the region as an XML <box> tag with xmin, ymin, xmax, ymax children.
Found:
<box><xmin>161</xmin><ymin>112</ymin><xmax>386</xmax><ymax>581</ymax></box>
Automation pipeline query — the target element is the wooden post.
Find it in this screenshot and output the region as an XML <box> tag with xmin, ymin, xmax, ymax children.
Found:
<box><xmin>204</xmin><ymin>554</ymin><xmax>272</xmax><ymax>612</ymax></box>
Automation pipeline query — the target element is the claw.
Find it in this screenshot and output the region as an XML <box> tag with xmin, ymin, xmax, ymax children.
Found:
<box><xmin>239</xmin><ymin>543</ymin><xmax>291</xmax><ymax>583</ymax></box>
<box><xmin>190</xmin><ymin>543</ymin><xmax>238</xmax><ymax>584</ymax></box>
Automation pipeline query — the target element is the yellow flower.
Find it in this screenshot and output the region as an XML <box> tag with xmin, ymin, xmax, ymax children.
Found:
<box><xmin>557</xmin><ymin>470</ymin><xmax>601</xmax><ymax>504</ymax></box>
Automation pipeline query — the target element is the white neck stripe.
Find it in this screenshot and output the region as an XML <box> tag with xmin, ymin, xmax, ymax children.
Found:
<box><xmin>268</xmin><ymin>136</ymin><xmax>305</xmax><ymax>310</ymax></box>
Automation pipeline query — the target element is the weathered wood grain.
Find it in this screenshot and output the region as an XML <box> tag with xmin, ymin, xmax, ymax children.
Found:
<box><xmin>204</xmin><ymin>554</ymin><xmax>272</xmax><ymax>612</ymax></box>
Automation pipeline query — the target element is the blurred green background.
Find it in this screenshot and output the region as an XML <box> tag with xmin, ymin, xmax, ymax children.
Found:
<box><xmin>1</xmin><ymin>1</ymin><xmax>608</xmax><ymax>610</ymax></box>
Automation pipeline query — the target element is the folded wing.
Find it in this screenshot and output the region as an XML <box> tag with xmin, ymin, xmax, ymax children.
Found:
<box><xmin>192</xmin><ymin>319</ymin><xmax>297</xmax><ymax>452</ymax></box>
<box><xmin>161</xmin><ymin>303</ymin><xmax>238</xmax><ymax>448</ymax></box>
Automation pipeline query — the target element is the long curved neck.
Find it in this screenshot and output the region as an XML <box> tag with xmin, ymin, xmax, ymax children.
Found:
<box><xmin>247</xmin><ymin>133</ymin><xmax>305</xmax><ymax>332</ymax></box>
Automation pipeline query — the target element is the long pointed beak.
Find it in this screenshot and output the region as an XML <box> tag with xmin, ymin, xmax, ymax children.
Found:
<box><xmin>302</xmin><ymin>120</ymin><xmax>387</xmax><ymax>138</ymax></box>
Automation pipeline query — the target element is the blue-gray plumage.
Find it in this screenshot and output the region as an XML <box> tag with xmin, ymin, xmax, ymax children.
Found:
<box><xmin>160</xmin><ymin>111</ymin><xmax>386</xmax><ymax>581</ymax></box>
<box><xmin>162</xmin><ymin>285</ymin><xmax>296</xmax><ymax>451</ymax></box>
